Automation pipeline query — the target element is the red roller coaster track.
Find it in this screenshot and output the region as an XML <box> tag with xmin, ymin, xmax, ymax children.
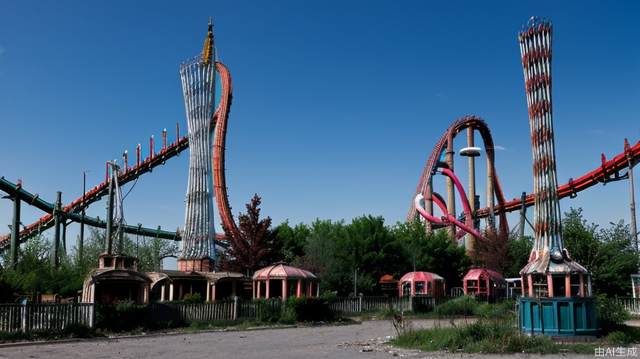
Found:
<box><xmin>0</xmin><ymin>62</ymin><xmax>239</xmax><ymax>250</ymax></box>
<box><xmin>408</xmin><ymin>116</ymin><xmax>509</xmax><ymax>239</ymax></box>
<box><xmin>475</xmin><ymin>138</ymin><xmax>640</xmax><ymax>219</ymax></box>
<box><xmin>410</xmin><ymin>116</ymin><xmax>640</xmax><ymax>233</ymax></box>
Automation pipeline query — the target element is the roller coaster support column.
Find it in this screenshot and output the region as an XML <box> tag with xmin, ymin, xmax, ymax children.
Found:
<box><xmin>519</xmin><ymin>192</ymin><xmax>527</xmax><ymax>240</ymax></box>
<box><xmin>10</xmin><ymin>196</ymin><xmax>20</xmax><ymax>269</ymax></box>
<box><xmin>626</xmin><ymin>139</ymin><xmax>638</xmax><ymax>253</ymax></box>
<box><xmin>105</xmin><ymin>172</ymin><xmax>114</xmax><ymax>255</ymax></box>
<box><xmin>51</xmin><ymin>191</ymin><xmax>62</xmax><ymax>268</ymax></box>
<box><xmin>425</xmin><ymin>178</ymin><xmax>433</xmax><ymax>233</ymax></box>
<box><xmin>465</xmin><ymin>127</ymin><xmax>476</xmax><ymax>251</ymax></box>
<box><xmin>62</xmin><ymin>221</ymin><xmax>67</xmax><ymax>255</ymax></box>
<box><xmin>486</xmin><ymin>147</ymin><xmax>496</xmax><ymax>231</ymax></box>
<box><xmin>446</xmin><ymin>132</ymin><xmax>456</xmax><ymax>238</ymax></box>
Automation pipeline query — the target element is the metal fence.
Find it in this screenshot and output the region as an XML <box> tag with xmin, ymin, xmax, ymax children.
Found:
<box><xmin>0</xmin><ymin>303</ymin><xmax>94</xmax><ymax>333</ymax></box>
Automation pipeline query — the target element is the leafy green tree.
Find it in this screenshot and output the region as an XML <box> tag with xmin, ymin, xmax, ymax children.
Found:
<box><xmin>504</xmin><ymin>234</ymin><xmax>533</xmax><ymax>278</ymax></box>
<box><xmin>563</xmin><ymin>208</ymin><xmax>639</xmax><ymax>296</ymax></box>
<box><xmin>392</xmin><ymin>222</ymin><xmax>470</xmax><ymax>288</ymax></box>
<box><xmin>268</xmin><ymin>221</ymin><xmax>309</xmax><ymax>264</ymax></box>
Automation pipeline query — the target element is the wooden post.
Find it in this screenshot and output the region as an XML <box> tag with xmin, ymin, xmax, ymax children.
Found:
<box><xmin>206</xmin><ymin>283</ymin><xmax>211</xmax><ymax>302</ymax></box>
<box><xmin>265</xmin><ymin>280</ymin><xmax>270</xmax><ymax>299</ymax></box>
<box><xmin>579</xmin><ymin>274</ymin><xmax>585</xmax><ymax>297</ymax></box>
<box><xmin>547</xmin><ymin>273</ymin><xmax>554</xmax><ymax>297</ymax></box>
<box><xmin>296</xmin><ymin>279</ymin><xmax>302</xmax><ymax>298</ymax></box>
<box><xmin>565</xmin><ymin>274</ymin><xmax>571</xmax><ymax>297</ymax></box>
<box><xmin>257</xmin><ymin>281</ymin><xmax>261</xmax><ymax>298</ymax></box>
<box><xmin>528</xmin><ymin>274</ymin><xmax>534</xmax><ymax>297</ymax></box>
<box><xmin>212</xmin><ymin>283</ymin><xmax>217</xmax><ymax>302</ymax></box>
<box><xmin>169</xmin><ymin>283</ymin><xmax>174</xmax><ymax>301</ymax></box>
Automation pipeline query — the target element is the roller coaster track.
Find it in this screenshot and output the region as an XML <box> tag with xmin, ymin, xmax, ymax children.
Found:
<box><xmin>475</xmin><ymin>138</ymin><xmax>640</xmax><ymax>219</ymax></box>
<box><xmin>0</xmin><ymin>62</ymin><xmax>238</xmax><ymax>251</ymax></box>
<box><xmin>410</xmin><ymin>116</ymin><xmax>640</xmax><ymax>233</ymax></box>
<box><xmin>409</xmin><ymin>116</ymin><xmax>509</xmax><ymax>239</ymax></box>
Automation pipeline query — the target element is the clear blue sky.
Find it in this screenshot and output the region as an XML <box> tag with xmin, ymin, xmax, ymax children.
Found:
<box><xmin>1</xmin><ymin>1</ymin><xmax>639</xmax><ymax>261</ymax></box>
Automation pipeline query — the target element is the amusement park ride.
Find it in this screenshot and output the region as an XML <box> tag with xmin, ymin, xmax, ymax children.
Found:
<box><xmin>0</xmin><ymin>15</ymin><xmax>639</xmax><ymax>335</ymax></box>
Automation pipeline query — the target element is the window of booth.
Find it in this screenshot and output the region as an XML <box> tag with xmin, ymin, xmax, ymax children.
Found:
<box><xmin>415</xmin><ymin>281</ymin><xmax>425</xmax><ymax>294</ymax></box>
<box><xmin>402</xmin><ymin>282</ymin><xmax>411</xmax><ymax>296</ymax></box>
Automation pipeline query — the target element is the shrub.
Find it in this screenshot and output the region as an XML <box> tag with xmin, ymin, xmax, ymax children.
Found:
<box><xmin>182</xmin><ymin>293</ymin><xmax>202</xmax><ymax>304</ymax></box>
<box><xmin>596</xmin><ymin>295</ymin><xmax>630</xmax><ymax>332</ymax></box>
<box><xmin>95</xmin><ymin>301</ymin><xmax>148</xmax><ymax>332</ymax></box>
<box><xmin>253</xmin><ymin>299</ymin><xmax>282</xmax><ymax>323</ymax></box>
<box><xmin>434</xmin><ymin>296</ymin><xmax>477</xmax><ymax>317</ymax></box>
<box><xmin>285</xmin><ymin>296</ymin><xmax>336</xmax><ymax>322</ymax></box>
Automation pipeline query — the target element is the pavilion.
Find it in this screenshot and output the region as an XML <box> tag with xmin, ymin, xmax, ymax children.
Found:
<box><xmin>252</xmin><ymin>263</ymin><xmax>319</xmax><ymax>300</ymax></box>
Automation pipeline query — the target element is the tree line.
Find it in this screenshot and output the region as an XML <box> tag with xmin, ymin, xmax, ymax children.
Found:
<box><xmin>0</xmin><ymin>193</ymin><xmax>638</xmax><ymax>301</ymax></box>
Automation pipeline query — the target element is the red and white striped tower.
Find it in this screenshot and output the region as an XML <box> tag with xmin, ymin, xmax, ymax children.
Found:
<box><xmin>518</xmin><ymin>17</ymin><xmax>589</xmax><ymax>298</ymax></box>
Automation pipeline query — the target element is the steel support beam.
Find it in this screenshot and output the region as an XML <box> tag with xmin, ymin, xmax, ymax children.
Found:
<box><xmin>446</xmin><ymin>133</ymin><xmax>456</xmax><ymax>239</ymax></box>
<box><xmin>465</xmin><ymin>127</ymin><xmax>476</xmax><ymax>251</ymax></box>
<box><xmin>51</xmin><ymin>191</ymin><xmax>62</xmax><ymax>268</ymax></box>
<box><xmin>10</xmin><ymin>196</ymin><xmax>20</xmax><ymax>269</ymax></box>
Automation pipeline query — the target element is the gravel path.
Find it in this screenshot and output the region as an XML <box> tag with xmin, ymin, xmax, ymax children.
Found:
<box><xmin>0</xmin><ymin>319</ymin><xmax>598</xmax><ymax>359</ymax></box>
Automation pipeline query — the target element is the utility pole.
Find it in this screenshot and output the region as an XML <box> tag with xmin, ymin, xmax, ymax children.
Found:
<box><xmin>626</xmin><ymin>139</ymin><xmax>638</xmax><ymax>255</ymax></box>
<box><xmin>519</xmin><ymin>192</ymin><xmax>527</xmax><ymax>240</ymax></box>
<box><xmin>51</xmin><ymin>191</ymin><xmax>62</xmax><ymax>268</ymax></box>
<box><xmin>79</xmin><ymin>171</ymin><xmax>87</xmax><ymax>263</ymax></box>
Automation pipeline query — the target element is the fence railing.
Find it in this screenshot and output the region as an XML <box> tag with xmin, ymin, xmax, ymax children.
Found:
<box><xmin>1</xmin><ymin>296</ymin><xmax>450</xmax><ymax>333</ymax></box>
<box><xmin>329</xmin><ymin>295</ymin><xmax>442</xmax><ymax>315</ymax></box>
<box><xmin>0</xmin><ymin>303</ymin><xmax>94</xmax><ymax>333</ymax></box>
<box><xmin>616</xmin><ymin>297</ymin><xmax>640</xmax><ymax>315</ymax></box>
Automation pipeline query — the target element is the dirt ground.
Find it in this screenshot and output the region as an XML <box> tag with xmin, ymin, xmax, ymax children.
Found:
<box><xmin>0</xmin><ymin>319</ymin><xmax>603</xmax><ymax>359</ymax></box>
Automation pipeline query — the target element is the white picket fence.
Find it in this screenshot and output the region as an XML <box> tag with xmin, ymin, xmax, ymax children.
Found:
<box><xmin>329</xmin><ymin>296</ymin><xmax>435</xmax><ymax>314</ymax></box>
<box><xmin>617</xmin><ymin>297</ymin><xmax>640</xmax><ymax>315</ymax></box>
<box><xmin>0</xmin><ymin>303</ymin><xmax>94</xmax><ymax>332</ymax></box>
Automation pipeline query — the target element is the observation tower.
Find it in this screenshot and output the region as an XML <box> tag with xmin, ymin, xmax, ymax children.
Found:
<box><xmin>517</xmin><ymin>17</ymin><xmax>597</xmax><ymax>335</ymax></box>
<box><xmin>177</xmin><ymin>20</ymin><xmax>218</xmax><ymax>272</ymax></box>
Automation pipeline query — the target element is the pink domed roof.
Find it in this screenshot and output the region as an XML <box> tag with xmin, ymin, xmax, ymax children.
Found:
<box><xmin>463</xmin><ymin>268</ymin><xmax>505</xmax><ymax>282</ymax></box>
<box><xmin>253</xmin><ymin>263</ymin><xmax>317</xmax><ymax>280</ymax></box>
<box><xmin>399</xmin><ymin>271</ymin><xmax>444</xmax><ymax>283</ymax></box>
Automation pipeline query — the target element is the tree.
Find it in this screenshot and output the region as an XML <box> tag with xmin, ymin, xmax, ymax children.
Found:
<box><xmin>267</xmin><ymin>221</ymin><xmax>309</xmax><ymax>264</ymax></box>
<box><xmin>392</xmin><ymin>222</ymin><xmax>471</xmax><ymax>288</ymax></box>
<box><xmin>563</xmin><ymin>207</ymin><xmax>639</xmax><ymax>296</ymax></box>
<box><xmin>469</xmin><ymin>228</ymin><xmax>509</xmax><ymax>273</ymax></box>
<box><xmin>225</xmin><ymin>194</ymin><xmax>273</xmax><ymax>275</ymax></box>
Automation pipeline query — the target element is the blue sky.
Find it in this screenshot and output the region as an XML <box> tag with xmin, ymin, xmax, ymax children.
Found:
<box><xmin>1</xmin><ymin>1</ymin><xmax>639</xmax><ymax>263</ymax></box>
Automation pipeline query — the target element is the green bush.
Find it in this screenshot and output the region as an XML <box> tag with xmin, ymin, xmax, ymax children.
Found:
<box><xmin>95</xmin><ymin>301</ymin><xmax>149</xmax><ymax>332</ymax></box>
<box><xmin>253</xmin><ymin>299</ymin><xmax>282</xmax><ymax>323</ymax></box>
<box><xmin>596</xmin><ymin>295</ymin><xmax>630</xmax><ymax>331</ymax></box>
<box><xmin>285</xmin><ymin>296</ymin><xmax>336</xmax><ymax>322</ymax></box>
<box><xmin>434</xmin><ymin>296</ymin><xmax>477</xmax><ymax>317</ymax></box>
<box><xmin>182</xmin><ymin>293</ymin><xmax>203</xmax><ymax>304</ymax></box>
<box><xmin>606</xmin><ymin>326</ymin><xmax>640</xmax><ymax>345</ymax></box>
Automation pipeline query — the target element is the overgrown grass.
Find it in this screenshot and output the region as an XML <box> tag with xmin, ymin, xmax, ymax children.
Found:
<box><xmin>392</xmin><ymin>319</ymin><xmax>594</xmax><ymax>354</ymax></box>
<box><xmin>393</xmin><ymin>300</ymin><xmax>607</xmax><ymax>354</ymax></box>
<box><xmin>0</xmin><ymin>324</ymin><xmax>96</xmax><ymax>343</ymax></box>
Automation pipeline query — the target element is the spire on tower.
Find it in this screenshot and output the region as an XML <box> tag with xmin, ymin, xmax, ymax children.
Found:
<box><xmin>201</xmin><ymin>18</ymin><xmax>214</xmax><ymax>64</ymax></box>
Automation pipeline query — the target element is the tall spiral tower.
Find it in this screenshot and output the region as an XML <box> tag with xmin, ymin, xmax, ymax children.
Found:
<box><xmin>517</xmin><ymin>17</ymin><xmax>596</xmax><ymax>336</ymax></box>
<box><xmin>177</xmin><ymin>20</ymin><xmax>217</xmax><ymax>272</ymax></box>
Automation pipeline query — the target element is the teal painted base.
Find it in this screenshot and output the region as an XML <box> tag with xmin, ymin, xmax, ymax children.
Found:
<box><xmin>519</xmin><ymin>297</ymin><xmax>599</xmax><ymax>336</ymax></box>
